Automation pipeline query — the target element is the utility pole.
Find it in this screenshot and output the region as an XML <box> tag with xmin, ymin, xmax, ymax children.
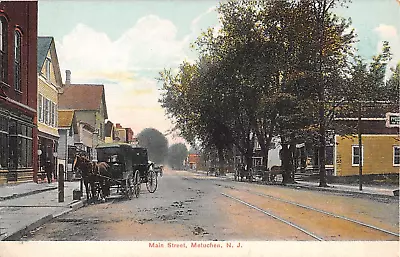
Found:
<box><xmin>358</xmin><ymin>101</ymin><xmax>363</xmax><ymax>191</ymax></box>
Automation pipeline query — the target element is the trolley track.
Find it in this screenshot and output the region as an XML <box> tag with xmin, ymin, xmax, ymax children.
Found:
<box><xmin>221</xmin><ymin>193</ymin><xmax>323</xmax><ymax>240</ymax></box>
<box><xmin>219</xmin><ymin>184</ymin><xmax>399</xmax><ymax>241</ymax></box>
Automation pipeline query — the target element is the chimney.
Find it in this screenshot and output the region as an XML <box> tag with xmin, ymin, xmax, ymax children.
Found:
<box><xmin>65</xmin><ymin>70</ymin><xmax>71</xmax><ymax>85</ymax></box>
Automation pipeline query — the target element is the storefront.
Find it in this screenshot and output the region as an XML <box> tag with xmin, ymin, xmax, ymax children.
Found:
<box><xmin>0</xmin><ymin>106</ymin><xmax>36</xmax><ymax>184</ymax></box>
<box><xmin>37</xmin><ymin>133</ymin><xmax>58</xmax><ymax>181</ymax></box>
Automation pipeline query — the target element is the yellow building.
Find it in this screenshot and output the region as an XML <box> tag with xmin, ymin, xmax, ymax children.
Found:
<box><xmin>37</xmin><ymin>37</ymin><xmax>63</xmax><ymax>180</ymax></box>
<box><xmin>334</xmin><ymin>114</ymin><xmax>400</xmax><ymax>177</ymax></box>
<box><xmin>335</xmin><ymin>134</ymin><xmax>400</xmax><ymax>176</ymax></box>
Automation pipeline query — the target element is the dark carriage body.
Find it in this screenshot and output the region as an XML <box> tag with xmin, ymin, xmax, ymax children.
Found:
<box><xmin>95</xmin><ymin>142</ymin><xmax>157</xmax><ymax>198</ymax></box>
<box><xmin>96</xmin><ymin>143</ymin><xmax>135</xmax><ymax>183</ymax></box>
<box><xmin>131</xmin><ymin>146</ymin><xmax>151</xmax><ymax>182</ymax></box>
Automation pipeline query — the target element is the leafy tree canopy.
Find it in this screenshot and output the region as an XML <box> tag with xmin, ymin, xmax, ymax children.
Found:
<box><xmin>137</xmin><ymin>128</ymin><xmax>169</xmax><ymax>164</ymax></box>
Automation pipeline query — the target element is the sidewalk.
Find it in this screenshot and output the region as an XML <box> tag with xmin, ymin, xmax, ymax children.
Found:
<box><xmin>189</xmin><ymin>169</ymin><xmax>399</xmax><ymax>198</ymax></box>
<box><xmin>0</xmin><ymin>180</ymin><xmax>86</xmax><ymax>241</ymax></box>
<box><xmin>288</xmin><ymin>180</ymin><xmax>399</xmax><ymax>198</ymax></box>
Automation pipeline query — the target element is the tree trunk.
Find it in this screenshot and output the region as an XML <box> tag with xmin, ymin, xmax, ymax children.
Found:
<box><xmin>289</xmin><ymin>143</ymin><xmax>296</xmax><ymax>183</ymax></box>
<box><xmin>245</xmin><ymin>151</ymin><xmax>253</xmax><ymax>182</ymax></box>
<box><xmin>318</xmin><ymin>106</ymin><xmax>328</xmax><ymax>187</ymax></box>
<box><xmin>281</xmin><ymin>144</ymin><xmax>291</xmax><ymax>184</ymax></box>
<box><xmin>217</xmin><ymin>147</ymin><xmax>225</xmax><ymax>176</ymax></box>
<box><xmin>317</xmin><ymin>0</ymin><xmax>328</xmax><ymax>187</ymax></box>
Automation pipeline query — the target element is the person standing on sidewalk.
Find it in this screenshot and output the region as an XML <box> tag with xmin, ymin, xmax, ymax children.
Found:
<box><xmin>45</xmin><ymin>159</ymin><xmax>53</xmax><ymax>184</ymax></box>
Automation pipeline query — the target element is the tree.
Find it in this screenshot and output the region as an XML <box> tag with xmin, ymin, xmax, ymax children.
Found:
<box><xmin>159</xmin><ymin>0</ymin><xmax>357</xmax><ymax>187</ymax></box>
<box><xmin>167</xmin><ymin>143</ymin><xmax>188</xmax><ymax>170</ymax></box>
<box><xmin>384</xmin><ymin>62</ymin><xmax>400</xmax><ymax>103</ymax></box>
<box><xmin>136</xmin><ymin>128</ymin><xmax>169</xmax><ymax>164</ymax></box>
<box><xmin>345</xmin><ymin>43</ymin><xmax>392</xmax><ymax>190</ymax></box>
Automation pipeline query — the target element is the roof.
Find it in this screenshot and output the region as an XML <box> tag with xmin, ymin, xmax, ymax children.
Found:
<box><xmin>58</xmin><ymin>110</ymin><xmax>74</xmax><ymax>127</ymax></box>
<box><xmin>96</xmin><ymin>142</ymin><xmax>134</xmax><ymax>149</ymax></box>
<box><xmin>37</xmin><ymin>37</ymin><xmax>53</xmax><ymax>74</ymax></box>
<box><xmin>96</xmin><ymin>142</ymin><xmax>146</xmax><ymax>150</ymax></box>
<box><xmin>58</xmin><ymin>84</ymin><xmax>108</xmax><ymax>118</ymax></box>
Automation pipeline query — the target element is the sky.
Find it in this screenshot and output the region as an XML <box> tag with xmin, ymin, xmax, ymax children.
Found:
<box><xmin>38</xmin><ymin>0</ymin><xmax>400</xmax><ymax>146</ymax></box>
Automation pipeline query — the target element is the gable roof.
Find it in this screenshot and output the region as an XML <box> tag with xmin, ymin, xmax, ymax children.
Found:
<box><xmin>58</xmin><ymin>84</ymin><xmax>108</xmax><ymax>119</ymax></box>
<box><xmin>37</xmin><ymin>37</ymin><xmax>52</xmax><ymax>74</ymax></box>
<box><xmin>37</xmin><ymin>36</ymin><xmax>63</xmax><ymax>87</ymax></box>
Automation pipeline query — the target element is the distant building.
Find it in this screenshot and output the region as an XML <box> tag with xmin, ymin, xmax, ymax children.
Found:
<box><xmin>0</xmin><ymin>2</ymin><xmax>38</xmax><ymax>184</ymax></box>
<box><xmin>58</xmin><ymin>70</ymin><xmax>108</xmax><ymax>160</ymax></box>
<box><xmin>115</xmin><ymin>123</ymin><xmax>135</xmax><ymax>144</ymax></box>
<box><xmin>187</xmin><ymin>153</ymin><xmax>201</xmax><ymax>170</ymax></box>
<box><xmin>57</xmin><ymin>110</ymin><xmax>77</xmax><ymax>180</ymax></box>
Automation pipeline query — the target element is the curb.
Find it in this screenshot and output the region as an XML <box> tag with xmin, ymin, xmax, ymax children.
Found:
<box><xmin>1</xmin><ymin>198</ymin><xmax>87</xmax><ymax>241</ymax></box>
<box><xmin>0</xmin><ymin>186</ymin><xmax>57</xmax><ymax>202</ymax></box>
<box><xmin>1</xmin><ymin>214</ymin><xmax>53</xmax><ymax>241</ymax></box>
<box><xmin>284</xmin><ymin>183</ymin><xmax>397</xmax><ymax>199</ymax></box>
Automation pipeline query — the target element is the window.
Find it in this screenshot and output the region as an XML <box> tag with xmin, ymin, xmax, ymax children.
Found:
<box><xmin>252</xmin><ymin>157</ymin><xmax>262</xmax><ymax>167</ymax></box>
<box><xmin>0</xmin><ymin>115</ymin><xmax>8</xmax><ymax>169</ymax></box>
<box><xmin>14</xmin><ymin>30</ymin><xmax>21</xmax><ymax>91</ymax></box>
<box><xmin>38</xmin><ymin>95</ymin><xmax>43</xmax><ymax>122</ymax></box>
<box><xmin>352</xmin><ymin>145</ymin><xmax>364</xmax><ymax>166</ymax></box>
<box><xmin>394</xmin><ymin>146</ymin><xmax>400</xmax><ymax>166</ymax></box>
<box><xmin>0</xmin><ymin>17</ymin><xmax>7</xmax><ymax>83</ymax></box>
<box><xmin>45</xmin><ymin>58</ymin><xmax>51</xmax><ymax>81</ymax></box>
<box><xmin>44</xmin><ymin>98</ymin><xmax>49</xmax><ymax>125</ymax></box>
<box><xmin>8</xmin><ymin>120</ymin><xmax>17</xmax><ymax>169</ymax></box>
<box><xmin>50</xmin><ymin>101</ymin><xmax>54</xmax><ymax>127</ymax></box>
<box><xmin>54</xmin><ymin>104</ymin><xmax>57</xmax><ymax>127</ymax></box>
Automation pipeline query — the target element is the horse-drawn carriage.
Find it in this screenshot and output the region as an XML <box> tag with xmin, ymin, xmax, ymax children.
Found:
<box><xmin>74</xmin><ymin>143</ymin><xmax>157</xmax><ymax>202</ymax></box>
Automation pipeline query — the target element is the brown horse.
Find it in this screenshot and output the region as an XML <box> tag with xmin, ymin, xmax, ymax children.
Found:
<box><xmin>73</xmin><ymin>154</ymin><xmax>111</xmax><ymax>202</ymax></box>
<box><xmin>73</xmin><ymin>154</ymin><xmax>96</xmax><ymax>201</ymax></box>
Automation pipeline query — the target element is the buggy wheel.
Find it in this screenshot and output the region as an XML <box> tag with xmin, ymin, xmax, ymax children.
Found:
<box><xmin>146</xmin><ymin>169</ymin><xmax>157</xmax><ymax>193</ymax></box>
<box><xmin>125</xmin><ymin>172</ymin><xmax>134</xmax><ymax>200</ymax></box>
<box><xmin>133</xmin><ymin>170</ymin><xmax>141</xmax><ymax>198</ymax></box>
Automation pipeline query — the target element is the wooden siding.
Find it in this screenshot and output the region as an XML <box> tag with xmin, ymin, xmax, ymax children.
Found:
<box><xmin>335</xmin><ymin>135</ymin><xmax>400</xmax><ymax>176</ymax></box>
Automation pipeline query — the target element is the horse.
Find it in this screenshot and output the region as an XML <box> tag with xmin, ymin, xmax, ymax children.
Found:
<box><xmin>73</xmin><ymin>154</ymin><xmax>97</xmax><ymax>202</ymax></box>
<box><xmin>73</xmin><ymin>154</ymin><xmax>110</xmax><ymax>203</ymax></box>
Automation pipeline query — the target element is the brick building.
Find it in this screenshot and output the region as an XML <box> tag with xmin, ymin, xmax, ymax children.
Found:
<box><xmin>0</xmin><ymin>2</ymin><xmax>38</xmax><ymax>184</ymax></box>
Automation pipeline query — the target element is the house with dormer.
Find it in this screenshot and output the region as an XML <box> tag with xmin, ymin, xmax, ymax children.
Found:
<box><xmin>37</xmin><ymin>36</ymin><xmax>62</xmax><ymax>180</ymax></box>
<box><xmin>58</xmin><ymin>70</ymin><xmax>108</xmax><ymax>160</ymax></box>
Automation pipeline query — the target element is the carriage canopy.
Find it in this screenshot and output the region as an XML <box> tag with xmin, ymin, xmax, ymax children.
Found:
<box><xmin>96</xmin><ymin>143</ymin><xmax>149</xmax><ymax>178</ymax></box>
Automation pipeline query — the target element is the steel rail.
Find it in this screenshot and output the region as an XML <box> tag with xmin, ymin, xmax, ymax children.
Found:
<box><xmin>221</xmin><ymin>192</ymin><xmax>324</xmax><ymax>241</ymax></box>
<box><xmin>244</xmin><ymin>189</ymin><xmax>400</xmax><ymax>238</ymax></box>
<box><xmin>213</xmin><ymin>179</ymin><xmax>399</xmax><ymax>238</ymax></box>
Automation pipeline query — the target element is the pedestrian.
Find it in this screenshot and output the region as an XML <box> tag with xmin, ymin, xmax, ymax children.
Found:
<box><xmin>45</xmin><ymin>159</ymin><xmax>53</xmax><ymax>184</ymax></box>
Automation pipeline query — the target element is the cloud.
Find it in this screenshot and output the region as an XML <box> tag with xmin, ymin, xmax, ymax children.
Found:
<box><xmin>374</xmin><ymin>24</ymin><xmax>400</xmax><ymax>72</ymax></box>
<box><xmin>374</xmin><ymin>24</ymin><xmax>398</xmax><ymax>39</ymax></box>
<box><xmin>55</xmin><ymin>10</ymin><xmax>218</xmax><ymax>146</ymax></box>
